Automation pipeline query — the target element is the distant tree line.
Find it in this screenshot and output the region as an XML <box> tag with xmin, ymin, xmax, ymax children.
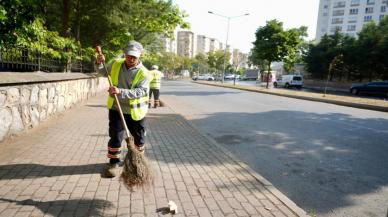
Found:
<box><xmin>249</xmin><ymin>17</ymin><xmax>388</xmax><ymax>84</ymax></box>
<box><xmin>145</xmin><ymin>49</ymin><xmax>234</xmax><ymax>78</ymax></box>
<box><xmin>304</xmin><ymin>16</ymin><xmax>388</xmax><ymax>82</ymax></box>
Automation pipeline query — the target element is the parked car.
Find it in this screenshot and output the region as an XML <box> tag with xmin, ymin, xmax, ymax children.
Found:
<box><xmin>273</xmin><ymin>75</ymin><xmax>303</xmax><ymax>89</ymax></box>
<box><xmin>192</xmin><ymin>74</ymin><xmax>214</xmax><ymax>81</ymax></box>
<box><xmin>350</xmin><ymin>81</ymin><xmax>388</xmax><ymax>97</ymax></box>
<box><xmin>224</xmin><ymin>74</ymin><xmax>235</xmax><ymax>80</ymax></box>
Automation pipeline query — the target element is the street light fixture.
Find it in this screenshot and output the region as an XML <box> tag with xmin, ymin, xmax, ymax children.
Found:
<box><xmin>208</xmin><ymin>11</ymin><xmax>249</xmax><ymax>83</ymax></box>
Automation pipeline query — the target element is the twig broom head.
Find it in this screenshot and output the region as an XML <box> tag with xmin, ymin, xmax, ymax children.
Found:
<box><xmin>121</xmin><ymin>139</ymin><xmax>153</xmax><ymax>189</ymax></box>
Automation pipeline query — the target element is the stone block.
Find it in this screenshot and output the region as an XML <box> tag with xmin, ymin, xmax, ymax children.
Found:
<box><xmin>20</xmin><ymin>88</ymin><xmax>31</xmax><ymax>105</ymax></box>
<box><xmin>55</xmin><ymin>84</ymin><xmax>61</xmax><ymax>95</ymax></box>
<box><xmin>30</xmin><ymin>86</ymin><xmax>39</xmax><ymax>105</ymax></box>
<box><xmin>6</xmin><ymin>87</ymin><xmax>20</xmax><ymax>105</ymax></box>
<box><xmin>40</xmin><ymin>107</ymin><xmax>47</xmax><ymax>121</ymax></box>
<box><xmin>10</xmin><ymin>106</ymin><xmax>24</xmax><ymax>133</ymax></box>
<box><xmin>57</xmin><ymin>96</ymin><xmax>65</xmax><ymax>112</ymax></box>
<box><xmin>21</xmin><ymin>105</ymin><xmax>31</xmax><ymax>127</ymax></box>
<box><xmin>30</xmin><ymin>106</ymin><xmax>40</xmax><ymax>127</ymax></box>
<box><xmin>39</xmin><ymin>88</ymin><xmax>48</xmax><ymax>121</ymax></box>
<box><xmin>0</xmin><ymin>90</ymin><xmax>6</xmax><ymax>106</ymax></box>
<box><xmin>47</xmin><ymin>103</ymin><xmax>54</xmax><ymax>117</ymax></box>
<box><xmin>39</xmin><ymin>88</ymin><xmax>48</xmax><ymax>108</ymax></box>
<box><xmin>0</xmin><ymin>108</ymin><xmax>12</xmax><ymax>141</ymax></box>
<box><xmin>48</xmin><ymin>87</ymin><xmax>55</xmax><ymax>102</ymax></box>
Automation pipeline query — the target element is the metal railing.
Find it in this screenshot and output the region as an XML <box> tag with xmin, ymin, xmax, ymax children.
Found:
<box><xmin>0</xmin><ymin>45</ymin><xmax>95</xmax><ymax>73</ymax></box>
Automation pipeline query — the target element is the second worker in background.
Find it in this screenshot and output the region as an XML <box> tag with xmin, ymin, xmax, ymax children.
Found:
<box><xmin>148</xmin><ymin>65</ymin><xmax>163</xmax><ymax>108</ymax></box>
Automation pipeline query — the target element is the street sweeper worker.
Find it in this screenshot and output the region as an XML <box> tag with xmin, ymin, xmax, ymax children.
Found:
<box><xmin>148</xmin><ymin>65</ymin><xmax>163</xmax><ymax>108</ymax></box>
<box><xmin>96</xmin><ymin>41</ymin><xmax>150</xmax><ymax>178</ymax></box>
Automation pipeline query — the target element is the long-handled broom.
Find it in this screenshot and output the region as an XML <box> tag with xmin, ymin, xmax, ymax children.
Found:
<box><xmin>96</xmin><ymin>46</ymin><xmax>153</xmax><ymax>188</ymax></box>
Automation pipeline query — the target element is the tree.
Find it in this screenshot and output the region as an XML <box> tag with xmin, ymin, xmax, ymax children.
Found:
<box><xmin>142</xmin><ymin>36</ymin><xmax>167</xmax><ymax>69</ymax></box>
<box><xmin>158</xmin><ymin>52</ymin><xmax>179</xmax><ymax>73</ymax></box>
<box><xmin>374</xmin><ymin>16</ymin><xmax>388</xmax><ymax>80</ymax></box>
<box><xmin>283</xmin><ymin>40</ymin><xmax>308</xmax><ymax>73</ymax></box>
<box><xmin>303</xmin><ymin>17</ymin><xmax>388</xmax><ymax>82</ymax></box>
<box><xmin>356</xmin><ymin>22</ymin><xmax>380</xmax><ymax>81</ymax></box>
<box><xmin>304</xmin><ymin>31</ymin><xmax>351</xmax><ymax>80</ymax></box>
<box><xmin>121</xmin><ymin>0</ymin><xmax>189</xmax><ymax>41</ymax></box>
<box><xmin>172</xmin><ymin>55</ymin><xmax>192</xmax><ymax>74</ymax></box>
<box><xmin>0</xmin><ymin>0</ymin><xmax>42</xmax><ymax>45</ymax></box>
<box><xmin>1</xmin><ymin>0</ymin><xmax>189</xmax><ymax>63</ymax></box>
<box><xmin>15</xmin><ymin>19</ymin><xmax>76</xmax><ymax>59</ymax></box>
<box><xmin>250</xmin><ymin>20</ymin><xmax>306</xmax><ymax>88</ymax></box>
<box><xmin>193</xmin><ymin>53</ymin><xmax>209</xmax><ymax>75</ymax></box>
<box><xmin>207</xmin><ymin>50</ymin><xmax>231</xmax><ymax>78</ymax></box>
<box><xmin>248</xmin><ymin>51</ymin><xmax>269</xmax><ymax>72</ymax></box>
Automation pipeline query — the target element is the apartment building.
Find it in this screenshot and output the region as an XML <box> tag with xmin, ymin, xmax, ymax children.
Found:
<box><xmin>209</xmin><ymin>38</ymin><xmax>223</xmax><ymax>52</ymax></box>
<box><xmin>316</xmin><ymin>0</ymin><xmax>388</xmax><ymax>39</ymax></box>
<box><xmin>177</xmin><ymin>31</ymin><xmax>195</xmax><ymax>58</ymax></box>
<box><xmin>196</xmin><ymin>35</ymin><xmax>211</xmax><ymax>54</ymax></box>
<box><xmin>163</xmin><ymin>30</ymin><xmax>249</xmax><ymax>70</ymax></box>
<box><xmin>232</xmin><ymin>49</ymin><xmax>249</xmax><ymax>69</ymax></box>
<box><xmin>161</xmin><ymin>36</ymin><xmax>177</xmax><ymax>54</ymax></box>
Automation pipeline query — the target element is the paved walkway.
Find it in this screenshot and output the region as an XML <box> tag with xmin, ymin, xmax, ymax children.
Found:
<box><xmin>0</xmin><ymin>92</ymin><xmax>307</xmax><ymax>217</ymax></box>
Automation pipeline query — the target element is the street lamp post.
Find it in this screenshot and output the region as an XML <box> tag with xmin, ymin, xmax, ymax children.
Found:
<box><xmin>208</xmin><ymin>11</ymin><xmax>249</xmax><ymax>83</ymax></box>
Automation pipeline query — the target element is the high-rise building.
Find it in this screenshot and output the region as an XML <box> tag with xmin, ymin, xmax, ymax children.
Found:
<box><xmin>196</xmin><ymin>35</ymin><xmax>211</xmax><ymax>54</ymax></box>
<box><xmin>209</xmin><ymin>38</ymin><xmax>222</xmax><ymax>52</ymax></box>
<box><xmin>161</xmin><ymin>37</ymin><xmax>177</xmax><ymax>54</ymax></box>
<box><xmin>177</xmin><ymin>31</ymin><xmax>195</xmax><ymax>58</ymax></box>
<box><xmin>316</xmin><ymin>0</ymin><xmax>387</xmax><ymax>40</ymax></box>
<box><xmin>160</xmin><ymin>30</ymin><xmax>249</xmax><ymax>70</ymax></box>
<box><xmin>232</xmin><ymin>49</ymin><xmax>249</xmax><ymax>70</ymax></box>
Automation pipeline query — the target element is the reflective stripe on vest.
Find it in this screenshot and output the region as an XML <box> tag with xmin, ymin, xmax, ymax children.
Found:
<box><xmin>150</xmin><ymin>70</ymin><xmax>162</xmax><ymax>89</ymax></box>
<box><xmin>130</xmin><ymin>100</ymin><xmax>149</xmax><ymax>109</ymax></box>
<box><xmin>107</xmin><ymin>59</ymin><xmax>149</xmax><ymax>121</ymax></box>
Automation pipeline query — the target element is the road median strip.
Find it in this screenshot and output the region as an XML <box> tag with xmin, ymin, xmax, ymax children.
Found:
<box><xmin>193</xmin><ymin>81</ymin><xmax>388</xmax><ymax>112</ymax></box>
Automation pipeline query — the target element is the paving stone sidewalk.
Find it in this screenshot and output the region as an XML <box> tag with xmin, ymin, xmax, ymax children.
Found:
<box><xmin>0</xmin><ymin>92</ymin><xmax>307</xmax><ymax>217</ymax></box>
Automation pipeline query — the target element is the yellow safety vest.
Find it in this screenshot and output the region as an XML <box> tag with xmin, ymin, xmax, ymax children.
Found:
<box><xmin>150</xmin><ymin>70</ymin><xmax>162</xmax><ymax>89</ymax></box>
<box><xmin>107</xmin><ymin>59</ymin><xmax>149</xmax><ymax>121</ymax></box>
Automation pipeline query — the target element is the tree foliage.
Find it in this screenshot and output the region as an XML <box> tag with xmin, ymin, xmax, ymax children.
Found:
<box><xmin>207</xmin><ymin>50</ymin><xmax>231</xmax><ymax>74</ymax></box>
<box><xmin>304</xmin><ymin>16</ymin><xmax>388</xmax><ymax>81</ymax></box>
<box><xmin>0</xmin><ymin>0</ymin><xmax>42</xmax><ymax>44</ymax></box>
<box><xmin>192</xmin><ymin>53</ymin><xmax>209</xmax><ymax>74</ymax></box>
<box><xmin>15</xmin><ymin>18</ymin><xmax>77</xmax><ymax>59</ymax></box>
<box><xmin>0</xmin><ymin>0</ymin><xmax>189</xmax><ymax>63</ymax></box>
<box><xmin>250</xmin><ymin>19</ymin><xmax>307</xmax><ymax>88</ymax></box>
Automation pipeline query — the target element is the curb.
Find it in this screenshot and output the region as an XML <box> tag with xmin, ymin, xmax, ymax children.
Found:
<box><xmin>162</xmin><ymin>101</ymin><xmax>308</xmax><ymax>217</ymax></box>
<box><xmin>193</xmin><ymin>81</ymin><xmax>388</xmax><ymax>113</ymax></box>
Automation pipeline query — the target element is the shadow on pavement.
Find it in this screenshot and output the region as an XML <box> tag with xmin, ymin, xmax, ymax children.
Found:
<box><xmin>156</xmin><ymin>207</ymin><xmax>174</xmax><ymax>215</ymax></box>
<box><xmin>0</xmin><ymin>198</ymin><xmax>112</xmax><ymax>216</ymax></box>
<box><xmin>0</xmin><ymin>163</ymin><xmax>106</xmax><ymax>180</ymax></box>
<box><xmin>85</xmin><ymin>104</ymin><xmax>106</xmax><ymax>108</ymax></box>
<box><xmin>147</xmin><ymin>111</ymin><xmax>388</xmax><ymax>216</ymax></box>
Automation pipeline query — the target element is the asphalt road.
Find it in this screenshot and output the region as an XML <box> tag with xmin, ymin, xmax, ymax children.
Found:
<box><xmin>160</xmin><ymin>80</ymin><xmax>388</xmax><ymax>217</ymax></box>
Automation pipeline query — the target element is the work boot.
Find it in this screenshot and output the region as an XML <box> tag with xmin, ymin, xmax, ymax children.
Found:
<box><xmin>104</xmin><ymin>163</ymin><xmax>120</xmax><ymax>178</ymax></box>
<box><xmin>148</xmin><ymin>103</ymin><xmax>151</xmax><ymax>109</ymax></box>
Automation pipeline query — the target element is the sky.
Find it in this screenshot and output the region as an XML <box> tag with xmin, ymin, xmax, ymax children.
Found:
<box><xmin>172</xmin><ymin>0</ymin><xmax>320</xmax><ymax>53</ymax></box>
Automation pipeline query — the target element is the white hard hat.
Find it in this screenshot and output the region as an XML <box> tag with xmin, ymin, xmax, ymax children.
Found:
<box><xmin>152</xmin><ymin>65</ymin><xmax>159</xmax><ymax>70</ymax></box>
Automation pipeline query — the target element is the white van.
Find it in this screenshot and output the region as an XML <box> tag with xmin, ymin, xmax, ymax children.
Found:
<box><xmin>273</xmin><ymin>75</ymin><xmax>303</xmax><ymax>89</ymax></box>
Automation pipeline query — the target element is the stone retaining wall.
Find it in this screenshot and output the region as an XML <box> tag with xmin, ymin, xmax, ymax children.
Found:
<box><xmin>0</xmin><ymin>75</ymin><xmax>108</xmax><ymax>142</ymax></box>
